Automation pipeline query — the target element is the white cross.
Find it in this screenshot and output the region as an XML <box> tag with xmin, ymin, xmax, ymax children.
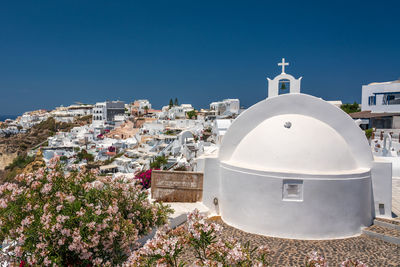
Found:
<box><xmin>278</xmin><ymin>58</ymin><xmax>289</xmax><ymax>73</ymax></box>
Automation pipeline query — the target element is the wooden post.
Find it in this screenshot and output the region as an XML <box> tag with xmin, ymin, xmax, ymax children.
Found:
<box><xmin>380</xmin><ymin>131</ymin><xmax>383</xmax><ymax>140</ymax></box>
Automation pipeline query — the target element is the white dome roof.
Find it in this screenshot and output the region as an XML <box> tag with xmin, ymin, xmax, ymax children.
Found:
<box><xmin>228</xmin><ymin>114</ymin><xmax>359</xmax><ymax>173</ymax></box>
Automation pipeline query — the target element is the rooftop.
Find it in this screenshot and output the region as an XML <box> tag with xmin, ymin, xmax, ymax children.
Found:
<box><xmin>350</xmin><ymin>110</ymin><xmax>400</xmax><ymax>119</ymax></box>
<box><xmin>368</xmin><ymin>79</ymin><xmax>400</xmax><ymax>85</ymax></box>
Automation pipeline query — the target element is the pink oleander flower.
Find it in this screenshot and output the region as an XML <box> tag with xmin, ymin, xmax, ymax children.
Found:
<box><xmin>126</xmin><ymin>209</ymin><xmax>270</xmax><ymax>267</ymax></box>
<box><xmin>341</xmin><ymin>259</ymin><xmax>368</xmax><ymax>267</ymax></box>
<box><xmin>65</xmin><ymin>195</ymin><xmax>75</xmax><ymax>203</ymax></box>
<box><xmin>91</xmin><ymin>180</ymin><xmax>104</xmax><ymax>189</ymax></box>
<box><xmin>0</xmin><ymin>198</ymin><xmax>7</xmax><ymax>209</ymax></box>
<box><xmin>307</xmin><ymin>251</ymin><xmax>328</xmax><ymax>267</ymax></box>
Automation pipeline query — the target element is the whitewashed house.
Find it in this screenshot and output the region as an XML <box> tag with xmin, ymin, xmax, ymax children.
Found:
<box><xmin>212</xmin><ymin>119</ymin><xmax>233</xmax><ymax>144</ymax></box>
<box><xmin>92</xmin><ymin>102</ymin><xmax>107</xmax><ymax>127</ymax></box>
<box><xmin>167</xmin><ymin>104</ymin><xmax>194</xmax><ymax>119</ymax></box>
<box><xmin>132</xmin><ymin>99</ymin><xmax>152</xmax><ymax>115</ymax></box>
<box><xmin>351</xmin><ymin>79</ymin><xmax>400</xmax><ymax>129</ymax></box>
<box><xmin>141</xmin><ymin>121</ymin><xmax>166</xmax><ymax>135</ymax></box>
<box><xmin>18</xmin><ymin>110</ymin><xmax>50</xmax><ymax>129</ymax></box>
<box><xmin>92</xmin><ymin>101</ymin><xmax>125</xmax><ymax>126</ymax></box>
<box><xmin>210</xmin><ymin>99</ymin><xmax>240</xmax><ymax>116</ymax></box>
<box><xmin>362</xmin><ymin>79</ymin><xmax>400</xmax><ymax>113</ymax></box>
<box><xmin>67</xmin><ymin>104</ymin><xmax>93</xmax><ymax>116</ymax></box>
<box><xmin>137</xmin><ymin>99</ymin><xmax>152</xmax><ymax>114</ymax></box>
<box><xmin>51</xmin><ymin>106</ymin><xmax>75</xmax><ymax>123</ymax></box>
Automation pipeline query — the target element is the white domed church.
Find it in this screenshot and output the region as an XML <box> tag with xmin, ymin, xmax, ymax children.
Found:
<box><xmin>199</xmin><ymin>59</ymin><xmax>393</xmax><ymax>239</ymax></box>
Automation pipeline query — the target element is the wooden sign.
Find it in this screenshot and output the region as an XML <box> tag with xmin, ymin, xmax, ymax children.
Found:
<box><xmin>151</xmin><ymin>170</ymin><xmax>203</xmax><ymax>202</ymax></box>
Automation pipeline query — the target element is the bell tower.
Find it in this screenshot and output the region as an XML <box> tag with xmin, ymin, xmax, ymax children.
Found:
<box><xmin>267</xmin><ymin>58</ymin><xmax>302</xmax><ymax>98</ymax></box>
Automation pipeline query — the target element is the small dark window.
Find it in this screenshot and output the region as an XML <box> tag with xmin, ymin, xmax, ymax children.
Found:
<box><xmin>379</xmin><ymin>203</ymin><xmax>385</xmax><ymax>215</ymax></box>
<box><xmin>368</xmin><ymin>96</ymin><xmax>376</xmax><ymax>106</ymax></box>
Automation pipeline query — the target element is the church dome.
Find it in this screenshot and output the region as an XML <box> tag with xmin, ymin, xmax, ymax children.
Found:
<box><xmin>204</xmin><ymin>59</ymin><xmax>382</xmax><ymax>240</ymax></box>
<box><xmin>228</xmin><ymin>113</ymin><xmax>359</xmax><ymax>174</ymax></box>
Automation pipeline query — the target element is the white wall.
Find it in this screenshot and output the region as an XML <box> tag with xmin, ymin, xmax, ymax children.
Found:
<box><xmin>371</xmin><ymin>160</ymin><xmax>392</xmax><ymax>218</ymax></box>
<box><xmin>219</xmin><ymin>163</ymin><xmax>372</xmax><ymax>239</ymax></box>
<box><xmin>197</xmin><ymin>156</ymin><xmax>220</xmax><ymax>215</ymax></box>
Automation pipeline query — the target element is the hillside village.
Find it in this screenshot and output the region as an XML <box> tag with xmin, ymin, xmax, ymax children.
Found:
<box><xmin>0</xmin><ymin>98</ymin><xmax>240</xmax><ymax>181</ymax></box>
<box><xmin>3</xmin><ymin>76</ymin><xmax>400</xmax><ymax>186</ymax></box>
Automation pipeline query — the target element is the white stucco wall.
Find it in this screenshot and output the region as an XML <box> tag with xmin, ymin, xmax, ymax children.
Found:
<box><xmin>371</xmin><ymin>159</ymin><xmax>393</xmax><ymax>218</ymax></box>
<box><xmin>219</xmin><ymin>162</ymin><xmax>372</xmax><ymax>239</ymax></box>
<box><xmin>197</xmin><ymin>156</ymin><xmax>220</xmax><ymax>215</ymax></box>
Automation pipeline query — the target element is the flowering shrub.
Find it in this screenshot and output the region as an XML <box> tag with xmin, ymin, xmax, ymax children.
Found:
<box><xmin>306</xmin><ymin>251</ymin><xmax>327</xmax><ymax>267</ymax></box>
<box><xmin>135</xmin><ymin>169</ymin><xmax>153</xmax><ymax>189</ymax></box>
<box><xmin>126</xmin><ymin>209</ymin><xmax>271</xmax><ymax>266</ymax></box>
<box><xmin>127</xmin><ymin>211</ymin><xmax>368</xmax><ymax>267</ymax></box>
<box><xmin>0</xmin><ymin>158</ymin><xmax>172</xmax><ymax>266</ymax></box>
<box><xmin>306</xmin><ymin>252</ymin><xmax>367</xmax><ymax>267</ymax></box>
<box><xmin>341</xmin><ymin>259</ymin><xmax>367</xmax><ymax>267</ymax></box>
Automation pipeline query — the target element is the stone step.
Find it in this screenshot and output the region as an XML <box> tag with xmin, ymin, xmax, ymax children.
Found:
<box><xmin>362</xmin><ymin>224</ymin><xmax>400</xmax><ymax>245</ymax></box>
<box><xmin>374</xmin><ymin>218</ymin><xmax>400</xmax><ymax>231</ymax></box>
<box><xmin>137</xmin><ymin>202</ymin><xmax>210</xmax><ymax>246</ymax></box>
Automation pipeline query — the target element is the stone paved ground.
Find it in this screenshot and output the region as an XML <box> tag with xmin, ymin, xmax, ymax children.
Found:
<box><xmin>367</xmin><ymin>225</ymin><xmax>400</xmax><ymax>238</ymax></box>
<box><xmin>180</xmin><ymin>178</ymin><xmax>400</xmax><ymax>266</ymax></box>
<box><xmin>206</xmin><ymin>217</ymin><xmax>400</xmax><ymax>267</ymax></box>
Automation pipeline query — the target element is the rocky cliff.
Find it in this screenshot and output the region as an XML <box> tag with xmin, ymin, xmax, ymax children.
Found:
<box><xmin>0</xmin><ymin>115</ymin><xmax>92</xmax><ymax>182</ymax></box>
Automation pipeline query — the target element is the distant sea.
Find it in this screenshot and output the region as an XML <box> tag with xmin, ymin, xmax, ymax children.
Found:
<box><xmin>0</xmin><ymin>115</ymin><xmax>18</xmax><ymax>122</ymax></box>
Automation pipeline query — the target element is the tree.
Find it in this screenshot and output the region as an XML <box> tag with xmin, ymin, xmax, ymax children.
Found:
<box><xmin>144</xmin><ymin>105</ymin><xmax>149</xmax><ymax>115</ymax></box>
<box><xmin>169</xmin><ymin>98</ymin><xmax>173</xmax><ymax>108</ymax></box>
<box><xmin>187</xmin><ymin>110</ymin><xmax>197</xmax><ymax>119</ymax></box>
<box><xmin>365</xmin><ymin>128</ymin><xmax>373</xmax><ymax>140</ymax></box>
<box><xmin>340</xmin><ymin>102</ymin><xmax>361</xmax><ymax>114</ymax></box>
<box><xmin>174</xmin><ymin>97</ymin><xmax>178</xmax><ymax>106</ymax></box>
<box><xmin>150</xmin><ymin>155</ymin><xmax>168</xmax><ymax>169</ymax></box>
<box><xmin>76</xmin><ymin>149</ymin><xmax>94</xmax><ymax>162</ymax></box>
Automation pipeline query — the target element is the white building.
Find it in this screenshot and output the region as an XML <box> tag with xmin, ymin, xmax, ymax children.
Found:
<box><xmin>67</xmin><ymin>104</ymin><xmax>93</xmax><ymax>116</ymax></box>
<box><xmin>210</xmin><ymin>99</ymin><xmax>240</xmax><ymax>116</ymax></box>
<box><xmin>138</xmin><ymin>100</ymin><xmax>152</xmax><ymax>114</ymax></box>
<box><xmin>198</xmin><ymin>58</ymin><xmax>392</xmax><ymax>239</ymax></box>
<box><xmin>18</xmin><ymin>110</ymin><xmax>50</xmax><ymax>129</ymax></box>
<box><xmin>361</xmin><ymin>79</ymin><xmax>400</xmax><ymax>113</ymax></box>
<box><xmin>161</xmin><ymin>104</ymin><xmax>194</xmax><ymax>119</ymax></box>
<box><xmin>92</xmin><ymin>101</ymin><xmax>125</xmax><ymax>126</ymax></box>
<box><xmin>52</xmin><ymin>113</ymin><xmax>74</xmax><ymax>123</ymax></box>
<box><xmin>212</xmin><ymin>119</ymin><xmax>233</xmax><ymax>145</ymax></box>
<box><xmin>132</xmin><ymin>99</ymin><xmax>152</xmax><ymax>115</ymax></box>
<box><xmin>92</xmin><ymin>102</ymin><xmax>107</xmax><ymax>126</ymax></box>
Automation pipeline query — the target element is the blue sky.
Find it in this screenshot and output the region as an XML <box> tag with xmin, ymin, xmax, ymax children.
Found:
<box><xmin>0</xmin><ymin>0</ymin><xmax>399</xmax><ymax>115</ymax></box>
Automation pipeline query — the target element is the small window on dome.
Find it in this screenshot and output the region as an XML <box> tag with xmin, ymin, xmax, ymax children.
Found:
<box><xmin>282</xmin><ymin>179</ymin><xmax>303</xmax><ymax>201</ymax></box>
